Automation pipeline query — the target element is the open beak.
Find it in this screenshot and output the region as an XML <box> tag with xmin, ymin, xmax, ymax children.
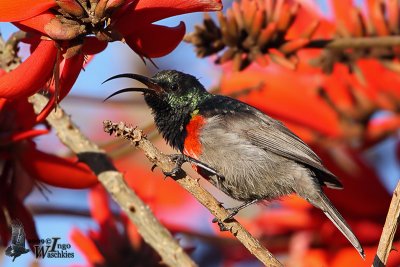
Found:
<box><xmin>103</xmin><ymin>73</ymin><xmax>162</xmax><ymax>101</ymax></box>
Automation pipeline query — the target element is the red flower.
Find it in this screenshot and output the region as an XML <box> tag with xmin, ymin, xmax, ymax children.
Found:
<box><xmin>0</xmin><ymin>0</ymin><xmax>222</xmax><ymax>101</ymax></box>
<box><xmin>0</xmin><ymin>96</ymin><xmax>97</xmax><ymax>250</ymax></box>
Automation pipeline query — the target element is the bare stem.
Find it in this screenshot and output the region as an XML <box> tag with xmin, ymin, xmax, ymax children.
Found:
<box><xmin>28</xmin><ymin>94</ymin><xmax>197</xmax><ymax>267</ymax></box>
<box><xmin>372</xmin><ymin>181</ymin><xmax>400</xmax><ymax>267</ymax></box>
<box><xmin>307</xmin><ymin>36</ymin><xmax>400</xmax><ymax>50</ymax></box>
<box><xmin>103</xmin><ymin>120</ymin><xmax>283</xmax><ymax>267</ymax></box>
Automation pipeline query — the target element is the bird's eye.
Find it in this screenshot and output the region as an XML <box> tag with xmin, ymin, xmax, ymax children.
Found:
<box><xmin>170</xmin><ymin>84</ymin><xmax>178</xmax><ymax>91</ymax></box>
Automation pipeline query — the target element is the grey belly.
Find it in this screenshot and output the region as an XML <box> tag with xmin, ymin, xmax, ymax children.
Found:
<box><xmin>198</xmin><ymin>131</ymin><xmax>298</xmax><ymax>202</ymax></box>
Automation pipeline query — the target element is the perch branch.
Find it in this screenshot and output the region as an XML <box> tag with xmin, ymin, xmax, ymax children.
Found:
<box><xmin>372</xmin><ymin>181</ymin><xmax>400</xmax><ymax>267</ymax></box>
<box><xmin>102</xmin><ymin>120</ymin><xmax>283</xmax><ymax>267</ymax></box>
<box><xmin>28</xmin><ymin>94</ymin><xmax>196</xmax><ymax>267</ymax></box>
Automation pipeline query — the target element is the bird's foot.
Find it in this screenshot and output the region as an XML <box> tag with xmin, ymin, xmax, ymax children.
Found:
<box><xmin>163</xmin><ymin>154</ymin><xmax>224</xmax><ymax>181</ymax></box>
<box><xmin>163</xmin><ymin>154</ymin><xmax>186</xmax><ymax>179</ymax></box>
<box><xmin>224</xmin><ymin>199</ymin><xmax>259</xmax><ymax>221</ymax></box>
<box><xmin>211</xmin><ymin>200</ymin><xmax>259</xmax><ymax>231</ymax></box>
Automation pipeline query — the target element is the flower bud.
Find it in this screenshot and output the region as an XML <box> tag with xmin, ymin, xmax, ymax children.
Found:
<box><xmin>45</xmin><ymin>18</ymin><xmax>86</xmax><ymax>40</ymax></box>
<box><xmin>56</xmin><ymin>0</ymin><xmax>85</xmax><ymax>17</ymax></box>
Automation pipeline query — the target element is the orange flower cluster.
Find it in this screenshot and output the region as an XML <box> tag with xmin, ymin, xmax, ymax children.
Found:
<box><xmin>185</xmin><ymin>0</ymin><xmax>317</xmax><ymax>70</ymax></box>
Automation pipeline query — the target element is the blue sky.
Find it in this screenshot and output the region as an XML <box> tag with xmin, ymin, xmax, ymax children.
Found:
<box><xmin>1</xmin><ymin>1</ymin><xmax>398</xmax><ymax>266</ymax></box>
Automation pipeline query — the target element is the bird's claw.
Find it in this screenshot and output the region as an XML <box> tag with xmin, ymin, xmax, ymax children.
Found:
<box><xmin>151</xmin><ymin>164</ymin><xmax>157</xmax><ymax>172</ymax></box>
<box><xmin>212</xmin><ymin>217</ymin><xmax>230</xmax><ymax>232</ymax></box>
<box><xmin>163</xmin><ymin>154</ymin><xmax>186</xmax><ymax>179</ymax></box>
<box><xmin>224</xmin><ymin>208</ymin><xmax>239</xmax><ymax>221</ymax></box>
<box><xmin>163</xmin><ymin>167</ymin><xmax>182</xmax><ymax>179</ymax></box>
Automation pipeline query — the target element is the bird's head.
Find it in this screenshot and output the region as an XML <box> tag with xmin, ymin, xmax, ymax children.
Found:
<box><xmin>104</xmin><ymin>70</ymin><xmax>210</xmax><ymax>113</ymax></box>
<box><xmin>104</xmin><ymin>70</ymin><xmax>212</xmax><ymax>150</ymax></box>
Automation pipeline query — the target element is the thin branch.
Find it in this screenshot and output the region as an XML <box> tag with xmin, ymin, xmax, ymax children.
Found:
<box><xmin>0</xmin><ymin>30</ymin><xmax>28</xmax><ymax>72</ymax></box>
<box><xmin>28</xmin><ymin>94</ymin><xmax>197</xmax><ymax>267</ymax></box>
<box><xmin>307</xmin><ymin>36</ymin><xmax>400</xmax><ymax>50</ymax></box>
<box><xmin>103</xmin><ymin>120</ymin><xmax>283</xmax><ymax>267</ymax></box>
<box><xmin>373</xmin><ymin>181</ymin><xmax>400</xmax><ymax>267</ymax></box>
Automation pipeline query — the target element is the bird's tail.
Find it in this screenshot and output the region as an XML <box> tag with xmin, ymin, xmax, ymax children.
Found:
<box><xmin>314</xmin><ymin>193</ymin><xmax>365</xmax><ymax>259</ymax></box>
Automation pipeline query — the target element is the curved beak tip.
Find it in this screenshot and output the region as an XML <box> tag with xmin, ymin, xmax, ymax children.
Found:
<box><xmin>102</xmin><ymin>73</ymin><xmax>164</xmax><ymax>102</ymax></box>
<box><xmin>103</xmin><ymin>73</ymin><xmax>162</xmax><ymax>93</ymax></box>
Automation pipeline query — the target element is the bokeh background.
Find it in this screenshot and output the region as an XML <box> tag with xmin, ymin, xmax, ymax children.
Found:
<box><xmin>1</xmin><ymin>0</ymin><xmax>400</xmax><ymax>266</ymax></box>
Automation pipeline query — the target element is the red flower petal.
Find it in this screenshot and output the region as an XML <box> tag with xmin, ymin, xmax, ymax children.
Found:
<box><xmin>115</xmin><ymin>0</ymin><xmax>222</xmax><ymax>36</ymax></box>
<box><xmin>331</xmin><ymin>245</ymin><xmax>375</xmax><ymax>267</ymax></box>
<box><xmin>19</xmin><ymin>146</ymin><xmax>98</xmax><ymax>189</ymax></box>
<box><xmin>330</xmin><ymin>0</ymin><xmax>354</xmax><ymax>31</ymax></box>
<box><xmin>220</xmin><ymin>68</ymin><xmax>343</xmax><ymax>137</ymax></box>
<box><xmin>82</xmin><ymin>37</ymin><xmax>108</xmax><ymax>55</ymax></box>
<box><xmin>13</xmin><ymin>11</ymin><xmax>55</xmax><ymax>35</ymax></box>
<box><xmin>59</xmin><ymin>52</ymin><xmax>85</xmax><ymax>100</ymax></box>
<box><xmin>70</xmin><ymin>228</ymin><xmax>105</xmax><ymax>264</ymax></box>
<box><xmin>0</xmin><ymin>0</ymin><xmax>56</xmax><ymax>22</ymax></box>
<box><xmin>0</xmin><ymin>209</ymin><xmax>10</xmax><ymax>246</ymax></box>
<box><xmin>124</xmin><ymin>22</ymin><xmax>185</xmax><ymax>58</ymax></box>
<box><xmin>45</xmin><ymin>52</ymin><xmax>84</xmax><ymax>103</ymax></box>
<box><xmin>0</xmin><ymin>40</ymin><xmax>57</xmax><ymax>99</ymax></box>
<box><xmin>302</xmin><ymin>249</ymin><xmax>328</xmax><ymax>267</ymax></box>
<box><xmin>9</xmin><ymin>98</ymin><xmax>38</xmax><ymax>131</ymax></box>
<box><xmin>89</xmin><ymin>186</ymin><xmax>111</xmax><ymax>225</ymax></box>
<box><xmin>254</xmin><ymin>209</ymin><xmax>315</xmax><ymax>235</ymax></box>
<box><xmin>9</xmin><ymin>129</ymin><xmax>49</xmax><ymax>143</ymax></box>
<box><xmin>318</xmin><ymin>149</ymin><xmax>391</xmax><ymax>220</ymax></box>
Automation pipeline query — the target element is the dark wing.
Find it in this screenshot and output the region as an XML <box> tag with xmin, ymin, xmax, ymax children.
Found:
<box><xmin>244</xmin><ymin>111</ymin><xmax>342</xmax><ymax>189</ymax></box>
<box><xmin>10</xmin><ymin>220</ymin><xmax>26</xmax><ymax>247</ymax></box>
